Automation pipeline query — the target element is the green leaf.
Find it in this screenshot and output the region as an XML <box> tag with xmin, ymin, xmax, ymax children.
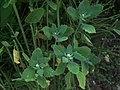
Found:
<box><xmin>73</xmin><ymin>37</ymin><xmax>78</xmax><ymax>48</ymax></box>
<box><xmin>81</xmin><ymin>62</ymin><xmax>89</xmax><ymax>75</ymax></box>
<box><xmin>66</xmin><ymin>44</ymin><xmax>73</xmax><ymax>54</ymax></box>
<box><xmin>50</xmin><ymin>24</ymin><xmax>58</xmax><ymax>34</ymax></box>
<box><xmin>56</xmin><ymin>37</ymin><xmax>68</xmax><ymax>42</ymax></box>
<box><xmin>67</xmin><ymin>61</ymin><xmax>79</xmax><ymax>74</ymax></box>
<box><xmin>51</xmin><ymin>45</ymin><xmax>65</xmax><ymax>57</ymax></box>
<box><xmin>1</xmin><ymin>2</ymin><xmax>13</xmax><ymax>27</ymax></box>
<box><xmin>63</xmin><ymin>27</ymin><xmax>74</xmax><ymax>37</ymax></box>
<box><xmin>42</xmin><ymin>26</ymin><xmax>52</xmax><ymax>39</ymax></box>
<box><xmin>37</xmin><ymin>69</ymin><xmax>44</xmax><ymax>76</ymax></box>
<box><xmin>81</xmin><ymin>24</ymin><xmax>96</xmax><ymax>33</ymax></box>
<box><xmin>81</xmin><ymin>34</ymin><xmax>93</xmax><ymax>46</ymax></box>
<box><xmin>76</xmin><ymin>71</ymin><xmax>86</xmax><ymax>89</ymax></box>
<box><xmin>67</xmin><ymin>6</ymin><xmax>78</xmax><ymax>21</ymax></box>
<box><xmin>40</xmin><ymin>57</ymin><xmax>49</xmax><ymax>63</ymax></box>
<box><xmin>44</xmin><ymin>66</ymin><xmax>55</xmax><ymax>77</ymax></box>
<box><xmin>1</xmin><ymin>41</ymin><xmax>11</xmax><ymax>47</ymax></box>
<box><xmin>89</xmin><ymin>63</ymin><xmax>95</xmax><ymax>73</ymax></box>
<box><xmin>73</xmin><ymin>52</ymin><xmax>86</xmax><ymax>62</ymax></box>
<box><xmin>75</xmin><ymin>46</ymin><xmax>91</xmax><ymax>57</ymax></box>
<box><xmin>86</xmin><ymin>4</ymin><xmax>103</xmax><ymax>18</ymax></box>
<box><xmin>88</xmin><ymin>53</ymin><xmax>100</xmax><ymax>65</ymax></box>
<box><xmin>47</xmin><ymin>1</ymin><xmax>57</xmax><ymax>10</ymax></box>
<box><xmin>65</xmin><ymin>72</ymin><xmax>72</xmax><ymax>89</ymax></box>
<box><xmin>58</xmin><ymin>25</ymin><xmax>68</xmax><ymax>35</ymax></box>
<box><xmin>62</xmin><ymin>57</ymin><xmax>69</xmax><ymax>63</ymax></box>
<box><xmin>31</xmin><ymin>48</ymin><xmax>43</xmax><ymax>61</ymax></box>
<box><xmin>37</xmin><ymin>76</ymin><xmax>48</xmax><ymax>88</ymax></box>
<box><xmin>55</xmin><ymin>62</ymin><xmax>66</xmax><ymax>75</ymax></box>
<box><xmin>25</xmin><ymin>8</ymin><xmax>45</xmax><ymax>23</ymax></box>
<box><xmin>113</xmin><ymin>29</ymin><xmax>120</xmax><ymax>35</ymax></box>
<box><xmin>22</xmin><ymin>52</ymin><xmax>30</xmax><ymax>61</ymax></box>
<box><xmin>29</xmin><ymin>59</ymin><xmax>37</xmax><ymax>67</ymax></box>
<box><xmin>29</xmin><ymin>48</ymin><xmax>43</xmax><ymax>67</ymax></box>
<box><xmin>77</xmin><ymin>0</ymin><xmax>90</xmax><ymax>15</ymax></box>
<box><xmin>22</xmin><ymin>67</ymin><xmax>35</xmax><ymax>82</ymax></box>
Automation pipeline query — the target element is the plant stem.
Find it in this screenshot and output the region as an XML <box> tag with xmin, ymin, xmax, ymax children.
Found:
<box><xmin>0</xmin><ymin>83</ymin><xmax>6</xmax><ymax>90</ymax></box>
<box><xmin>57</xmin><ymin>0</ymin><xmax>60</xmax><ymax>27</ymax></box>
<box><xmin>12</xmin><ymin>3</ymin><xmax>31</xmax><ymax>56</ymax></box>
<box><xmin>0</xmin><ymin>70</ymin><xmax>14</xmax><ymax>90</ymax></box>
<box><xmin>7</xmin><ymin>23</ymin><xmax>24</xmax><ymax>53</ymax></box>
<box><xmin>30</xmin><ymin>24</ymin><xmax>37</xmax><ymax>49</ymax></box>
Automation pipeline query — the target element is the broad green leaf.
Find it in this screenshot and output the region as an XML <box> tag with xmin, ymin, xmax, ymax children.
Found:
<box><xmin>58</xmin><ymin>25</ymin><xmax>68</xmax><ymax>35</ymax></box>
<box><xmin>88</xmin><ymin>53</ymin><xmax>100</xmax><ymax>65</ymax></box>
<box><xmin>66</xmin><ymin>44</ymin><xmax>73</xmax><ymax>54</ymax></box>
<box><xmin>44</xmin><ymin>66</ymin><xmax>55</xmax><ymax>77</ymax></box>
<box><xmin>73</xmin><ymin>52</ymin><xmax>86</xmax><ymax>62</ymax></box>
<box><xmin>40</xmin><ymin>57</ymin><xmax>49</xmax><ymax>63</ymax></box>
<box><xmin>51</xmin><ymin>45</ymin><xmax>65</xmax><ymax>57</ymax></box>
<box><xmin>76</xmin><ymin>71</ymin><xmax>86</xmax><ymax>89</ymax></box>
<box><xmin>42</xmin><ymin>26</ymin><xmax>52</xmax><ymax>39</ymax></box>
<box><xmin>62</xmin><ymin>57</ymin><xmax>69</xmax><ymax>63</ymax></box>
<box><xmin>22</xmin><ymin>52</ymin><xmax>30</xmax><ymax>61</ymax></box>
<box><xmin>113</xmin><ymin>29</ymin><xmax>120</xmax><ymax>35</ymax></box>
<box><xmin>63</xmin><ymin>27</ymin><xmax>74</xmax><ymax>37</ymax></box>
<box><xmin>56</xmin><ymin>37</ymin><xmax>68</xmax><ymax>42</ymax></box>
<box><xmin>37</xmin><ymin>76</ymin><xmax>48</xmax><ymax>88</ymax></box>
<box><xmin>55</xmin><ymin>62</ymin><xmax>66</xmax><ymax>75</ymax></box>
<box><xmin>81</xmin><ymin>34</ymin><xmax>93</xmax><ymax>46</ymax></box>
<box><xmin>65</xmin><ymin>72</ymin><xmax>72</xmax><ymax>89</ymax></box>
<box><xmin>29</xmin><ymin>48</ymin><xmax>43</xmax><ymax>67</ymax></box>
<box><xmin>81</xmin><ymin>24</ymin><xmax>96</xmax><ymax>33</ymax></box>
<box><xmin>22</xmin><ymin>67</ymin><xmax>35</xmax><ymax>82</ymax></box>
<box><xmin>77</xmin><ymin>0</ymin><xmax>90</xmax><ymax>15</ymax></box>
<box><xmin>67</xmin><ymin>61</ymin><xmax>79</xmax><ymax>74</ymax></box>
<box><xmin>86</xmin><ymin>4</ymin><xmax>103</xmax><ymax>18</ymax></box>
<box><xmin>29</xmin><ymin>59</ymin><xmax>37</xmax><ymax>67</ymax></box>
<box><xmin>25</xmin><ymin>8</ymin><xmax>45</xmax><ymax>23</ymax></box>
<box><xmin>37</xmin><ymin>69</ymin><xmax>44</xmax><ymax>76</ymax></box>
<box><xmin>75</xmin><ymin>46</ymin><xmax>91</xmax><ymax>57</ymax></box>
<box><xmin>1</xmin><ymin>1</ymin><xmax>13</xmax><ymax>27</ymax></box>
<box><xmin>31</xmin><ymin>48</ymin><xmax>43</xmax><ymax>61</ymax></box>
<box><xmin>73</xmin><ymin>37</ymin><xmax>78</xmax><ymax>48</ymax></box>
<box><xmin>81</xmin><ymin>62</ymin><xmax>89</xmax><ymax>75</ymax></box>
<box><xmin>1</xmin><ymin>41</ymin><xmax>11</xmax><ymax>47</ymax></box>
<box><xmin>67</xmin><ymin>6</ymin><xmax>78</xmax><ymax>21</ymax></box>
<box><xmin>47</xmin><ymin>1</ymin><xmax>57</xmax><ymax>10</ymax></box>
<box><xmin>50</xmin><ymin>24</ymin><xmax>58</xmax><ymax>35</ymax></box>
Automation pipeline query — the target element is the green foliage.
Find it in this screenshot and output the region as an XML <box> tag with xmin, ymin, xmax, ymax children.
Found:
<box><xmin>1</xmin><ymin>0</ymin><xmax>119</xmax><ymax>90</ymax></box>
<box><xmin>67</xmin><ymin>61</ymin><xmax>79</xmax><ymax>74</ymax></box>
<box><xmin>76</xmin><ymin>71</ymin><xmax>86</xmax><ymax>89</ymax></box>
<box><xmin>22</xmin><ymin>67</ymin><xmax>35</xmax><ymax>82</ymax></box>
<box><xmin>25</xmin><ymin>8</ymin><xmax>45</xmax><ymax>23</ymax></box>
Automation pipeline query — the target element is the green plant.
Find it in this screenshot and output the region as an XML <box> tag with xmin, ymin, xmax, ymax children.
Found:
<box><xmin>0</xmin><ymin>0</ymin><xmax>120</xmax><ymax>90</ymax></box>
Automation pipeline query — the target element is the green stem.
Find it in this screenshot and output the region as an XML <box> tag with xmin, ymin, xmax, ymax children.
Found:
<box><xmin>30</xmin><ymin>24</ymin><xmax>36</xmax><ymax>49</ymax></box>
<box><xmin>0</xmin><ymin>83</ymin><xmax>6</xmax><ymax>90</ymax></box>
<box><xmin>7</xmin><ymin>23</ymin><xmax>24</xmax><ymax>53</ymax></box>
<box><xmin>12</xmin><ymin>3</ymin><xmax>31</xmax><ymax>56</ymax></box>
<box><xmin>0</xmin><ymin>70</ymin><xmax>14</xmax><ymax>90</ymax></box>
<box><xmin>57</xmin><ymin>0</ymin><xmax>60</xmax><ymax>27</ymax></box>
